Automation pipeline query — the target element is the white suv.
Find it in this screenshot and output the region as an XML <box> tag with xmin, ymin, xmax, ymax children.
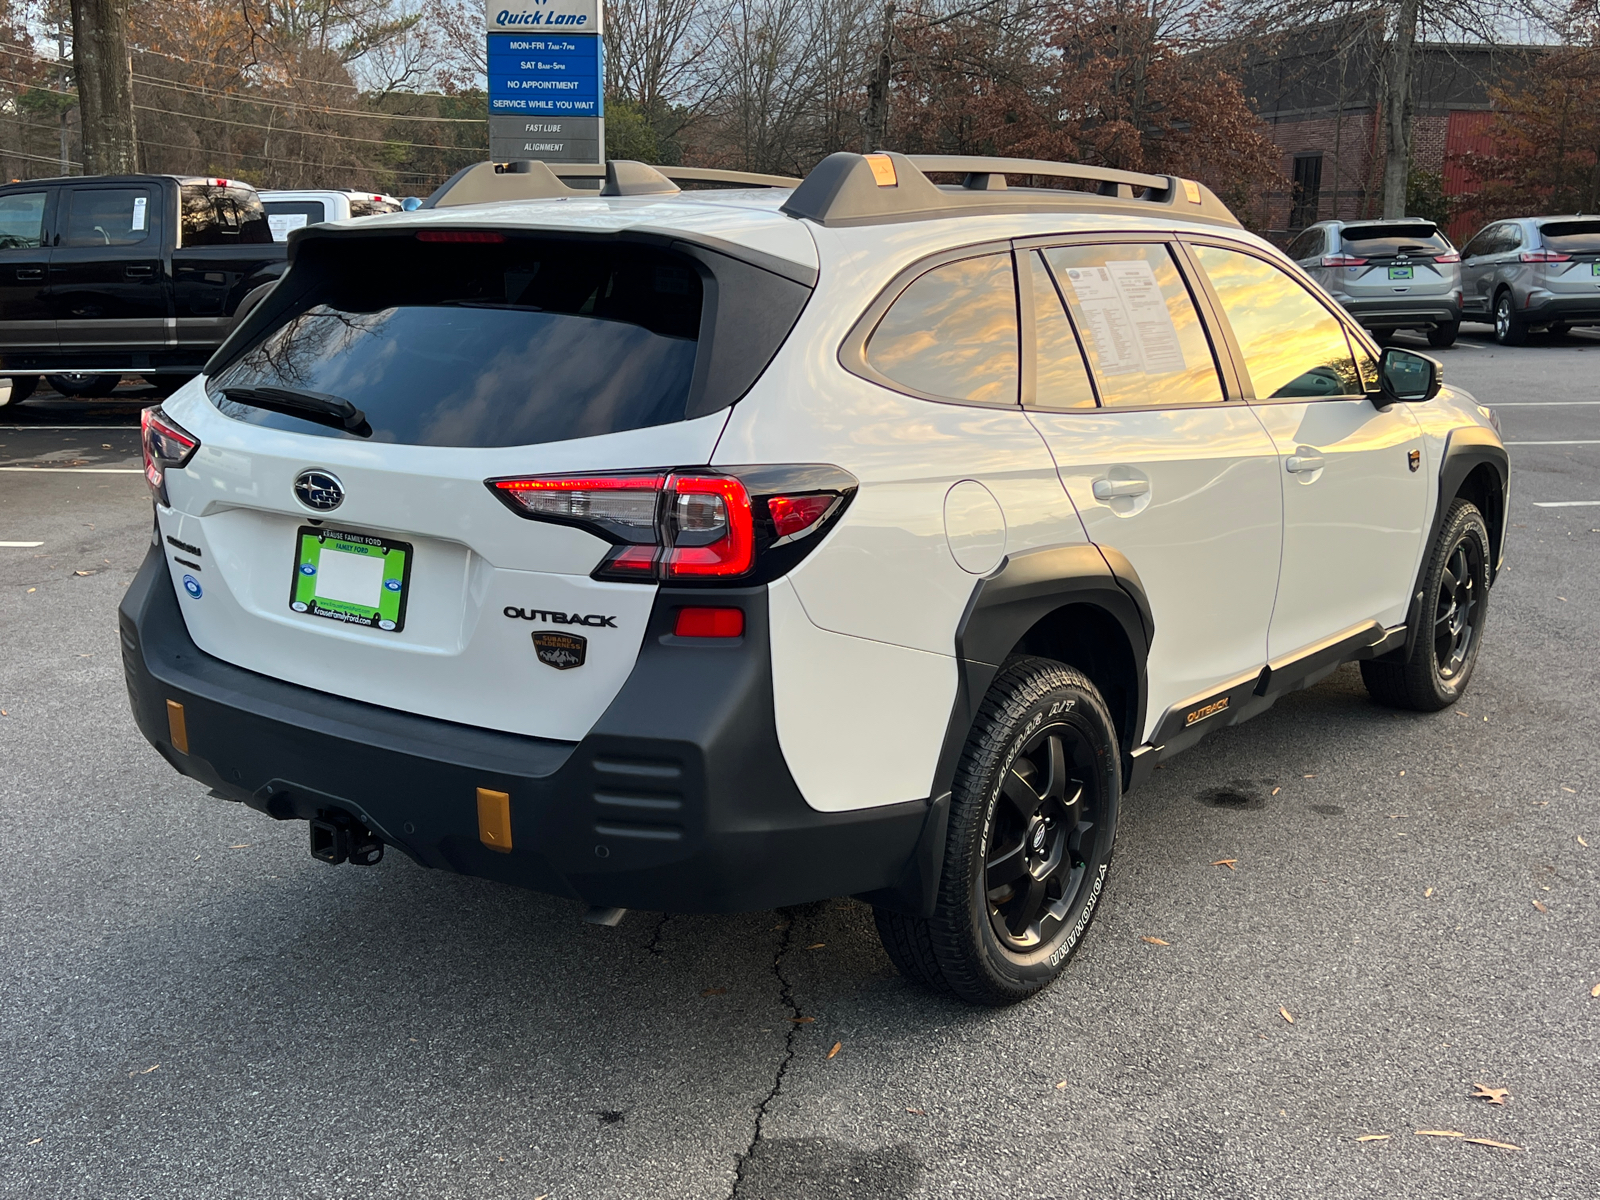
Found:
<box><xmin>121</xmin><ymin>153</ymin><xmax>1509</xmax><ymax>1005</ymax></box>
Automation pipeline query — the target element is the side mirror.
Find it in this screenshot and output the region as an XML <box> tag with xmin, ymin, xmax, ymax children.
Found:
<box><xmin>1377</xmin><ymin>346</ymin><xmax>1441</xmax><ymax>403</ymax></box>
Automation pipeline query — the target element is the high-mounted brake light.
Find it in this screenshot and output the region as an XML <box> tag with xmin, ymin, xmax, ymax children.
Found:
<box><xmin>486</xmin><ymin>467</ymin><xmax>855</xmax><ymax>585</ymax></box>
<box><xmin>416</xmin><ymin>230</ymin><xmax>507</xmax><ymax>243</ymax></box>
<box><xmin>1321</xmin><ymin>254</ymin><xmax>1368</xmax><ymax>267</ymax></box>
<box><xmin>1520</xmin><ymin>249</ymin><xmax>1570</xmax><ymax>263</ymax></box>
<box><xmin>140</xmin><ymin>405</ymin><xmax>199</xmax><ymax>507</ymax></box>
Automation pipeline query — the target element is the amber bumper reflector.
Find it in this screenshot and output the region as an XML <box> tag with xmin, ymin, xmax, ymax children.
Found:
<box><xmin>477</xmin><ymin>788</ymin><xmax>512</xmax><ymax>853</ymax></box>
<box><xmin>166</xmin><ymin>699</ymin><xmax>189</xmax><ymax>754</ymax></box>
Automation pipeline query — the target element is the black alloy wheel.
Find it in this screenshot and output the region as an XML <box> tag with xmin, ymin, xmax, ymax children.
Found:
<box><xmin>984</xmin><ymin>722</ymin><xmax>1099</xmax><ymax>951</ymax></box>
<box><xmin>874</xmin><ymin>658</ymin><xmax>1121</xmax><ymax>1005</ymax></box>
<box><xmin>47</xmin><ymin>372</ymin><xmax>121</xmax><ymax>398</ymax></box>
<box><xmin>1361</xmin><ymin>499</ymin><xmax>1491</xmax><ymax>711</ymax></box>
<box><xmin>1493</xmin><ymin>291</ymin><xmax>1527</xmax><ymax>346</ymax></box>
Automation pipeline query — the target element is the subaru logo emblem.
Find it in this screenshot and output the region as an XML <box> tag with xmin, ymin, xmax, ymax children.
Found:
<box><xmin>293</xmin><ymin>469</ymin><xmax>344</xmax><ymax>512</ymax></box>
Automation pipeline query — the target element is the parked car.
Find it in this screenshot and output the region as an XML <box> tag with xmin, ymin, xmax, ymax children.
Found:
<box><xmin>1459</xmin><ymin>215</ymin><xmax>1600</xmax><ymax>345</ymax></box>
<box><xmin>1288</xmin><ymin>218</ymin><xmax>1462</xmax><ymax>347</ymax></box>
<box><xmin>259</xmin><ymin>190</ymin><xmax>403</xmax><ymax>242</ymax></box>
<box><xmin>0</xmin><ymin>175</ymin><xmax>286</xmax><ymax>398</ymax></box>
<box><xmin>121</xmin><ymin>154</ymin><xmax>1507</xmax><ymax>1005</ymax></box>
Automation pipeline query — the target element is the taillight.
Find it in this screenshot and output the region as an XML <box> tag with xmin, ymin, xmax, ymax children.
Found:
<box><xmin>416</xmin><ymin>230</ymin><xmax>506</xmax><ymax>243</ymax></box>
<box><xmin>1433</xmin><ymin>252</ymin><xmax>1460</xmax><ymax>264</ymax></box>
<box><xmin>1322</xmin><ymin>254</ymin><xmax>1368</xmax><ymax>267</ymax></box>
<box><xmin>486</xmin><ymin>466</ymin><xmax>856</xmax><ymax>584</ymax></box>
<box><xmin>140</xmin><ymin>405</ymin><xmax>199</xmax><ymax>507</ymax></box>
<box><xmin>1520</xmin><ymin>249</ymin><xmax>1570</xmax><ymax>263</ymax></box>
<box><xmin>674</xmin><ymin>607</ymin><xmax>745</xmax><ymax>638</ymax></box>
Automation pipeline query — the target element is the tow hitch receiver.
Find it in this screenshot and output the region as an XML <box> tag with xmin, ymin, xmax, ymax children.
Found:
<box><xmin>308</xmin><ymin>814</ymin><xmax>384</xmax><ymax>866</ymax></box>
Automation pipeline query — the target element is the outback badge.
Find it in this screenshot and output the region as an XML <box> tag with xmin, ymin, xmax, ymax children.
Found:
<box><xmin>532</xmin><ymin>631</ymin><xmax>586</xmax><ymax>670</ymax></box>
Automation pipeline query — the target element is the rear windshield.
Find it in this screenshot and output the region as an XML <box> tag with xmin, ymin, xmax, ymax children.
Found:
<box><xmin>1338</xmin><ymin>224</ymin><xmax>1452</xmax><ymax>257</ymax></box>
<box><xmin>347</xmin><ymin>196</ymin><xmax>401</xmax><ymax>216</ymax></box>
<box><xmin>1540</xmin><ymin>220</ymin><xmax>1600</xmax><ymax>253</ymax></box>
<box><xmin>262</xmin><ymin>200</ymin><xmax>325</xmax><ymax>241</ymax></box>
<box><xmin>208</xmin><ymin>238</ymin><xmax>704</xmax><ymax>448</ymax></box>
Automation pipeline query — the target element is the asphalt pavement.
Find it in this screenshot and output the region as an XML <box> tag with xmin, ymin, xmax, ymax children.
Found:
<box><xmin>1</xmin><ymin>333</ymin><xmax>1597</xmax><ymax>1200</ymax></box>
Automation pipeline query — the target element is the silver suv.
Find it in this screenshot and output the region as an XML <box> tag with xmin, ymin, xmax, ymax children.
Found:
<box><xmin>1460</xmin><ymin>216</ymin><xmax>1600</xmax><ymax>345</ymax></box>
<box><xmin>1288</xmin><ymin>219</ymin><xmax>1462</xmax><ymax>347</ymax></box>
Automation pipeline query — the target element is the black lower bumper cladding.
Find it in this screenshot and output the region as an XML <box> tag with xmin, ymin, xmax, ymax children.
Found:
<box><xmin>119</xmin><ymin>545</ymin><xmax>942</xmax><ymax>913</ymax></box>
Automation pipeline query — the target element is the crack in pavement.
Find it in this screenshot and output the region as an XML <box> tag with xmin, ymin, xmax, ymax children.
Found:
<box><xmin>643</xmin><ymin>911</ymin><xmax>672</xmax><ymax>957</ymax></box>
<box><xmin>729</xmin><ymin>907</ymin><xmax>805</xmax><ymax>1198</ymax></box>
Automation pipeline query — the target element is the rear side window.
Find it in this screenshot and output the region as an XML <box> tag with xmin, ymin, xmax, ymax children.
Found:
<box><xmin>1026</xmin><ymin>251</ymin><xmax>1095</xmax><ymax>410</ymax></box>
<box><xmin>1192</xmin><ymin>244</ymin><xmax>1362</xmax><ymax>399</ymax></box>
<box><xmin>210</xmin><ymin>238</ymin><xmax>706</xmax><ymax>448</ymax></box>
<box><xmin>865</xmin><ymin>253</ymin><xmax>1018</xmax><ymax>404</ymax></box>
<box><xmin>64</xmin><ymin>187</ymin><xmax>154</xmax><ymax>247</ymax></box>
<box><xmin>1039</xmin><ymin>243</ymin><xmax>1221</xmax><ymax>407</ymax></box>
<box><xmin>181</xmin><ymin>183</ymin><xmax>272</xmax><ymax>246</ymax></box>
<box><xmin>0</xmin><ymin>192</ymin><xmax>46</xmax><ymax>249</ymax></box>
<box><xmin>1540</xmin><ymin>220</ymin><xmax>1600</xmax><ymax>253</ymax></box>
<box><xmin>262</xmin><ymin>200</ymin><xmax>325</xmax><ymax>241</ymax></box>
<box><xmin>1286</xmin><ymin>228</ymin><xmax>1323</xmax><ymax>260</ymax></box>
<box><xmin>1339</xmin><ymin>223</ymin><xmax>1452</xmax><ymax>257</ymax></box>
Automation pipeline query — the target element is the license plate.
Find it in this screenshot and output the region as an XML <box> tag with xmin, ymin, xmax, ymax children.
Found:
<box><xmin>1388</xmin><ymin>265</ymin><xmax>1414</xmax><ymax>280</ymax></box>
<box><xmin>1592</xmin><ymin>262</ymin><xmax>1600</xmax><ymax>276</ymax></box>
<box><xmin>290</xmin><ymin>526</ymin><xmax>412</xmax><ymax>632</ymax></box>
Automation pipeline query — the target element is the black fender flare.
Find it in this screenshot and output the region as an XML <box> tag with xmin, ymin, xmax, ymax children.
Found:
<box><xmin>931</xmin><ymin>543</ymin><xmax>1152</xmax><ymax>803</ymax></box>
<box><xmin>1402</xmin><ymin>426</ymin><xmax>1509</xmax><ymax>658</ymax></box>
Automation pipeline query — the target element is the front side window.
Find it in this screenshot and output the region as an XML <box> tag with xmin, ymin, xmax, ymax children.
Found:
<box><xmin>181</xmin><ymin>183</ymin><xmax>272</xmax><ymax>246</ymax></box>
<box><xmin>1039</xmin><ymin>243</ymin><xmax>1222</xmax><ymax>407</ymax></box>
<box><xmin>64</xmin><ymin>188</ymin><xmax>153</xmax><ymax>247</ymax></box>
<box><xmin>864</xmin><ymin>252</ymin><xmax>1018</xmax><ymax>405</ymax></box>
<box><xmin>0</xmin><ymin>191</ymin><xmax>46</xmax><ymax>249</ymax></box>
<box><xmin>210</xmin><ymin>239</ymin><xmax>704</xmax><ymax>448</ymax></box>
<box><xmin>1192</xmin><ymin>244</ymin><xmax>1362</xmax><ymax>399</ymax></box>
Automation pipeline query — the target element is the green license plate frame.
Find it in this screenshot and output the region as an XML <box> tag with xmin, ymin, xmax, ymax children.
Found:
<box><xmin>290</xmin><ymin>526</ymin><xmax>412</xmax><ymax>632</ymax></box>
<box><xmin>1388</xmin><ymin>265</ymin><xmax>1414</xmax><ymax>280</ymax></box>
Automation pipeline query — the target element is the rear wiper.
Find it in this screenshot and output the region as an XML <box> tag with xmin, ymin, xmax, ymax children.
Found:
<box><xmin>220</xmin><ymin>385</ymin><xmax>371</xmax><ymax>436</ymax></box>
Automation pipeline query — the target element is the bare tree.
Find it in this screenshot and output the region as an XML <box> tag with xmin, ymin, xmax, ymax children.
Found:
<box><xmin>71</xmin><ymin>0</ymin><xmax>137</xmax><ymax>172</ymax></box>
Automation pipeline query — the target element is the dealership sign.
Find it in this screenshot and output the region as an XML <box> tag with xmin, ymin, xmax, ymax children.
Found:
<box><xmin>486</xmin><ymin>0</ymin><xmax>603</xmax><ymax>164</ymax></box>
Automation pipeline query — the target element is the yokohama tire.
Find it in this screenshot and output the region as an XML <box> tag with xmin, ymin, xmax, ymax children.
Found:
<box><xmin>875</xmin><ymin>657</ymin><xmax>1121</xmax><ymax>1006</ymax></box>
<box><xmin>1361</xmin><ymin>499</ymin><xmax>1491</xmax><ymax>712</ymax></box>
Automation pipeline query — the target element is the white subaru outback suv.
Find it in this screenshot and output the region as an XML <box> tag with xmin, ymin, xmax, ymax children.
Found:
<box><xmin>121</xmin><ymin>153</ymin><xmax>1508</xmax><ymax>1005</ymax></box>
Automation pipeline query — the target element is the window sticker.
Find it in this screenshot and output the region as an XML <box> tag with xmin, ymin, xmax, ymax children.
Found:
<box><xmin>267</xmin><ymin>212</ymin><xmax>309</xmax><ymax>241</ymax></box>
<box><xmin>1060</xmin><ymin>260</ymin><xmax>1188</xmax><ymax>378</ymax></box>
<box><xmin>1063</xmin><ymin>266</ymin><xmax>1143</xmax><ymax>376</ymax></box>
<box><xmin>131</xmin><ymin>195</ymin><xmax>147</xmax><ymax>231</ymax></box>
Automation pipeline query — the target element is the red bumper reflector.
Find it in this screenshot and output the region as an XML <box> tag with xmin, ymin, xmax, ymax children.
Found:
<box><xmin>674</xmin><ymin>607</ymin><xmax>745</xmax><ymax>638</ymax></box>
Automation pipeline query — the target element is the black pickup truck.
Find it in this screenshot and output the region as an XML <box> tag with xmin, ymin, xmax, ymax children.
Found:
<box><xmin>0</xmin><ymin>174</ymin><xmax>287</xmax><ymax>400</ymax></box>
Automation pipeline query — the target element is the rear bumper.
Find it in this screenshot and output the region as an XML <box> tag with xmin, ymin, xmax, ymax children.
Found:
<box><xmin>1338</xmin><ymin>298</ymin><xmax>1461</xmax><ymax>329</ymax></box>
<box><xmin>1521</xmin><ymin>295</ymin><xmax>1600</xmax><ymax>326</ymax></box>
<box><xmin>119</xmin><ymin>544</ymin><xmax>941</xmax><ymax>914</ymax></box>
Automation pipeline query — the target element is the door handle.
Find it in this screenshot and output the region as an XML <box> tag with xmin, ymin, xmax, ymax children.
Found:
<box><xmin>1286</xmin><ymin>454</ymin><xmax>1325</xmax><ymax>474</ymax></box>
<box><xmin>15</xmin><ymin>267</ymin><xmax>42</xmax><ymax>280</ymax></box>
<box><xmin>1093</xmin><ymin>477</ymin><xmax>1150</xmax><ymax>500</ymax></box>
<box><xmin>125</xmin><ymin>265</ymin><xmax>154</xmax><ymax>277</ymax></box>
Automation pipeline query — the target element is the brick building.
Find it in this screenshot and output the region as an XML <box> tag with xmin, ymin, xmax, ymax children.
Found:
<box><xmin>1245</xmin><ymin>26</ymin><xmax>1536</xmax><ymax>241</ymax></box>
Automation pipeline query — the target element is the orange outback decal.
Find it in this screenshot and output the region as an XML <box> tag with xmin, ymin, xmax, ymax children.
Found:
<box><xmin>1185</xmin><ymin>695</ymin><xmax>1230</xmax><ymax>727</ymax></box>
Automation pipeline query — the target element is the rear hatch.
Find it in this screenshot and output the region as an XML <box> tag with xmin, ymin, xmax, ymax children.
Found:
<box><xmin>1336</xmin><ymin>222</ymin><xmax>1458</xmax><ymax>300</ymax></box>
<box><xmin>153</xmin><ymin>223</ymin><xmax>812</xmax><ymax>741</ymax></box>
<box><xmin>1536</xmin><ymin>219</ymin><xmax>1600</xmax><ymax>296</ymax></box>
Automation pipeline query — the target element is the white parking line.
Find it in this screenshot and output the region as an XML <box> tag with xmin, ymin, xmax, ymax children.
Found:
<box><xmin>1487</xmin><ymin>401</ymin><xmax>1600</xmax><ymax>407</ymax></box>
<box><xmin>1505</xmin><ymin>440</ymin><xmax>1600</xmax><ymax>446</ymax></box>
<box><xmin>0</xmin><ymin>466</ymin><xmax>142</xmax><ymax>473</ymax></box>
<box><xmin>0</xmin><ymin>540</ymin><xmax>44</xmax><ymax>546</ymax></box>
<box><xmin>1533</xmin><ymin>500</ymin><xmax>1600</xmax><ymax>507</ymax></box>
<box><xmin>0</xmin><ymin>425</ymin><xmax>139</xmax><ymax>431</ymax></box>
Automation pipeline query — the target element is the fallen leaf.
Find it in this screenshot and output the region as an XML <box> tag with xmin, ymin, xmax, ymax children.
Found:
<box><xmin>1140</xmin><ymin>936</ymin><xmax>1170</xmax><ymax>946</ymax></box>
<box><xmin>905</xmin><ymin>1107</ymin><xmax>926</xmax><ymax>1115</ymax></box>
<box><xmin>1354</xmin><ymin>1134</ymin><xmax>1391</xmax><ymax>1142</ymax></box>
<box><xmin>826</xmin><ymin>1041</ymin><xmax>841</xmax><ymax>1060</ymax></box>
<box><xmin>139</xmin><ymin>1064</ymin><xmax>159</xmax><ymax>1074</ymax></box>
<box><xmin>1471</xmin><ymin>1085</ymin><xmax>1509</xmax><ymax>1105</ymax></box>
<box><xmin>1054</xmin><ymin>1080</ymin><xmax>1069</xmax><ymax>1090</ymax></box>
<box><xmin>1563</xmin><ymin>787</ymin><xmax>1577</xmax><ymax>794</ymax></box>
<box><xmin>1399</xmin><ymin>771</ymin><xmax>1406</xmax><ymax>776</ymax></box>
<box><xmin>700</xmin><ymin>988</ymin><xmax>727</xmax><ymax>997</ymax></box>
<box><xmin>26</xmin><ymin>588</ymin><xmax>34</xmax><ymax>593</ymax></box>
<box><xmin>1579</xmin><ymin>837</ymin><xmax>1589</xmax><ymax>847</ymax></box>
<box><xmin>229</xmin><ymin>844</ymin><xmax>251</xmax><ymax>849</ymax></box>
<box><xmin>1279</xmin><ymin>1006</ymin><xmax>1295</xmax><ymax>1024</ymax></box>
<box><xmin>0</xmin><ymin>710</ymin><xmax>7</xmax><ymax>716</ymax></box>
<box><xmin>1464</xmin><ymin>1138</ymin><xmax>1522</xmax><ymax>1151</ymax></box>
<box><xmin>1424</xmin><ymin>887</ymin><xmax>1434</xmax><ymax>897</ymax></box>
<box><xmin>193</xmin><ymin>854</ymin><xmax>201</xmax><ymax>861</ymax></box>
<box><xmin>1533</xmin><ymin>901</ymin><xmax>1548</xmax><ymax>913</ymax></box>
<box><xmin>805</xmin><ymin>943</ymin><xmax>826</xmax><ymax>950</ymax></box>
<box><xmin>1303</xmin><ymin>774</ymin><xmax>1316</xmax><ymax>778</ymax></box>
<box><xmin>1211</xmin><ymin>859</ymin><xmax>1237</xmax><ymax>870</ymax></box>
<box><xmin>72</xmin><ymin>570</ymin><xmax>94</xmax><ymax>576</ymax></box>
<box><xmin>1271</xmin><ymin>787</ymin><xmax>1280</xmax><ymax>795</ymax></box>
<box><xmin>27</xmin><ymin>1138</ymin><xmax>41</xmax><ymax>1145</ymax></box>
<box><xmin>790</xmin><ymin>1016</ymin><xmax>814</xmax><ymax>1024</ymax></box>
<box><xmin>1590</xmin><ymin>982</ymin><xmax>1600</xmax><ymax>998</ymax></box>
<box><xmin>1414</xmin><ymin>1129</ymin><xmax>1465</xmax><ymax>1138</ymax></box>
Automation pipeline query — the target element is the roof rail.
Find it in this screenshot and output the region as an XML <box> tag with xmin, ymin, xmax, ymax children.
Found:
<box><xmin>779</xmin><ymin>151</ymin><xmax>1240</xmax><ymax>229</ymax></box>
<box><xmin>421</xmin><ymin>160</ymin><xmax>800</xmax><ymax>208</ymax></box>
